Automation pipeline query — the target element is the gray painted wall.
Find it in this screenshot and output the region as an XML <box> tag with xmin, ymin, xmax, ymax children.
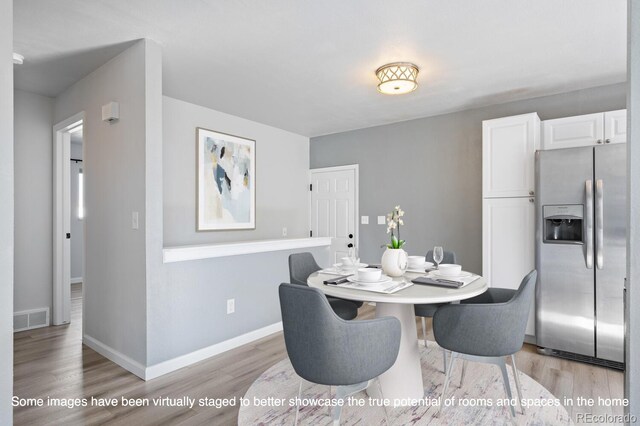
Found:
<box><xmin>149</xmin><ymin>96</ymin><xmax>313</xmax><ymax>365</ymax></box>
<box><xmin>13</xmin><ymin>90</ymin><xmax>54</xmax><ymax>313</ymax></box>
<box><xmin>163</xmin><ymin>96</ymin><xmax>310</xmax><ymax>246</ymax></box>
<box><xmin>54</xmin><ymin>40</ymin><xmax>152</xmax><ymax>365</ymax></box>
<box><xmin>311</xmin><ymin>83</ymin><xmax>627</xmax><ymax>273</ymax></box>
<box><xmin>626</xmin><ymin>0</ymin><xmax>639</xmax><ymax>419</ymax></box>
<box><xmin>0</xmin><ymin>0</ymin><xmax>13</xmax><ymax>421</ymax></box>
<box><xmin>150</xmin><ymin>246</ymin><xmax>329</xmax><ymax>365</ymax></box>
<box><xmin>70</xmin><ymin>142</ymin><xmax>84</xmax><ymax>280</ymax></box>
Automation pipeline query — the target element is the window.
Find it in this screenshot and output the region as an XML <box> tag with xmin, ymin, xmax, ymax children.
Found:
<box><xmin>78</xmin><ymin>168</ymin><xmax>84</xmax><ymax>219</ymax></box>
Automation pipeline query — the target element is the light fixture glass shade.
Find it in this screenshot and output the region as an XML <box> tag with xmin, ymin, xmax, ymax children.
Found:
<box><xmin>375</xmin><ymin>62</ymin><xmax>419</xmax><ymax>95</ymax></box>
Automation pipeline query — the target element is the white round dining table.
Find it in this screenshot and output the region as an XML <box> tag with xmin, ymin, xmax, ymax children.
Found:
<box><xmin>307</xmin><ymin>270</ymin><xmax>488</xmax><ymax>403</ymax></box>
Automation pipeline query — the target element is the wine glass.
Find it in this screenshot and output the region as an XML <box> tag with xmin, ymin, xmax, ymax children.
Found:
<box><xmin>349</xmin><ymin>246</ymin><xmax>360</xmax><ymax>266</ymax></box>
<box><xmin>433</xmin><ymin>246</ymin><xmax>444</xmax><ymax>270</ymax></box>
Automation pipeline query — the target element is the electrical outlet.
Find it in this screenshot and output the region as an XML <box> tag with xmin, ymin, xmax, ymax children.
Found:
<box><xmin>377</xmin><ymin>216</ymin><xmax>386</xmax><ymax>225</ymax></box>
<box><xmin>227</xmin><ymin>299</ymin><xmax>235</xmax><ymax>314</ymax></box>
<box><xmin>361</xmin><ymin>216</ymin><xmax>369</xmax><ymax>225</ymax></box>
<box><xmin>282</xmin><ymin>227</ymin><xmax>288</xmax><ymax>237</ymax></box>
<box><xmin>132</xmin><ymin>212</ymin><xmax>139</xmax><ymax>229</ymax></box>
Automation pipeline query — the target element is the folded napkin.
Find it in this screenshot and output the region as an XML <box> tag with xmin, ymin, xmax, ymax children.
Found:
<box><xmin>413</xmin><ymin>273</ymin><xmax>480</xmax><ymax>288</ymax></box>
<box><xmin>323</xmin><ymin>275</ymin><xmax>353</xmax><ymax>285</ymax></box>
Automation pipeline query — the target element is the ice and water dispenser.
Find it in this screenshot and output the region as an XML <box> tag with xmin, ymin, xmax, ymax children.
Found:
<box><xmin>543</xmin><ymin>205</ymin><xmax>584</xmax><ymax>244</ymax></box>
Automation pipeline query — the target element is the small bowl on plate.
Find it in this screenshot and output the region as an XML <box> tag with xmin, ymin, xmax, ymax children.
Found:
<box><xmin>407</xmin><ymin>255</ymin><xmax>426</xmax><ymax>269</ymax></box>
<box><xmin>437</xmin><ymin>264</ymin><xmax>462</xmax><ymax>276</ymax></box>
<box><xmin>341</xmin><ymin>257</ymin><xmax>354</xmax><ymax>266</ymax></box>
<box><xmin>357</xmin><ymin>268</ymin><xmax>382</xmax><ymax>283</ymax></box>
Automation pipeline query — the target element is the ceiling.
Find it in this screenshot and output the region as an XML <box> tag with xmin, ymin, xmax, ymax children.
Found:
<box><xmin>14</xmin><ymin>0</ymin><xmax>627</xmax><ymax>137</ymax></box>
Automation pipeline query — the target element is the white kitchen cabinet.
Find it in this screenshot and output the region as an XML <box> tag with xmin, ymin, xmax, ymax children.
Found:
<box><xmin>482</xmin><ymin>113</ymin><xmax>540</xmax><ymax>198</ymax></box>
<box><xmin>604</xmin><ymin>109</ymin><xmax>627</xmax><ymax>144</ymax></box>
<box><xmin>542</xmin><ymin>110</ymin><xmax>626</xmax><ymax>150</ymax></box>
<box><xmin>483</xmin><ymin>197</ymin><xmax>536</xmax><ymax>336</ymax></box>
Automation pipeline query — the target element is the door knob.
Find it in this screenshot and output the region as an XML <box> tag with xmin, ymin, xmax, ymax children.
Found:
<box><xmin>347</xmin><ymin>243</ymin><xmax>354</xmax><ymax>248</ymax></box>
<box><xmin>348</xmin><ymin>234</ymin><xmax>353</xmax><ymax>239</ymax></box>
<box><xmin>529</xmin><ymin>198</ymin><xmax>534</xmax><ymax>203</ymax></box>
<box><xmin>529</xmin><ymin>190</ymin><xmax>534</xmax><ymax>196</ymax></box>
<box><xmin>605</xmin><ymin>139</ymin><xmax>611</xmax><ymax>144</ymax></box>
<box><xmin>597</xmin><ymin>139</ymin><xmax>603</xmax><ymax>144</ymax></box>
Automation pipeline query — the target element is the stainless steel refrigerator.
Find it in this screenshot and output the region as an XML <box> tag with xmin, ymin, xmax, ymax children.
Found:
<box><xmin>535</xmin><ymin>144</ymin><xmax>626</xmax><ymax>365</ymax></box>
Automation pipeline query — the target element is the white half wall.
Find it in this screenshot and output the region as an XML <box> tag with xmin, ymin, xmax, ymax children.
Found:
<box><xmin>53</xmin><ymin>39</ymin><xmax>160</xmax><ymax>366</ymax></box>
<box><xmin>14</xmin><ymin>90</ymin><xmax>54</xmax><ymax>313</ymax></box>
<box><xmin>146</xmin><ymin>96</ymin><xmax>313</xmax><ymax>368</ymax></box>
<box><xmin>0</xmin><ymin>0</ymin><xmax>13</xmax><ymax>422</ymax></box>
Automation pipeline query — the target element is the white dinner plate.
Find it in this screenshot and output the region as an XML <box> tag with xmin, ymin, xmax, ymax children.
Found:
<box><xmin>406</xmin><ymin>262</ymin><xmax>434</xmax><ymax>273</ymax></box>
<box><xmin>431</xmin><ymin>270</ymin><xmax>473</xmax><ymax>279</ymax></box>
<box><xmin>346</xmin><ymin>275</ymin><xmax>393</xmax><ymax>286</ymax></box>
<box><xmin>333</xmin><ymin>262</ymin><xmax>368</xmax><ymax>269</ymax></box>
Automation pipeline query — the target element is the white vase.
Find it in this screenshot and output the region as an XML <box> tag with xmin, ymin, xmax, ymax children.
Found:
<box><xmin>381</xmin><ymin>248</ymin><xmax>408</xmax><ymax>277</ymax></box>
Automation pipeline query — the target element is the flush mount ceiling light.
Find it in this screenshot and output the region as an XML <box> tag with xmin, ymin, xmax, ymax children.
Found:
<box><xmin>375</xmin><ymin>62</ymin><xmax>419</xmax><ymax>95</ymax></box>
<box><xmin>13</xmin><ymin>53</ymin><xmax>24</xmax><ymax>65</ymax></box>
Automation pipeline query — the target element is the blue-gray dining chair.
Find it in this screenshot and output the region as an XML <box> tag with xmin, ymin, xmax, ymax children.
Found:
<box><xmin>433</xmin><ymin>270</ymin><xmax>537</xmax><ymax>418</ymax></box>
<box><xmin>279</xmin><ymin>283</ymin><xmax>400</xmax><ymax>425</ymax></box>
<box><xmin>288</xmin><ymin>252</ymin><xmax>361</xmax><ymax>320</ymax></box>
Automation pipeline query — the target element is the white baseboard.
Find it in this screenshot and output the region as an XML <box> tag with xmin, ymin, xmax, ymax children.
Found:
<box><xmin>83</xmin><ymin>334</ymin><xmax>146</xmax><ymax>380</ymax></box>
<box><xmin>145</xmin><ymin>321</ymin><xmax>283</xmax><ymax>380</ymax></box>
<box><xmin>70</xmin><ymin>277</ymin><xmax>83</xmax><ymax>284</ymax></box>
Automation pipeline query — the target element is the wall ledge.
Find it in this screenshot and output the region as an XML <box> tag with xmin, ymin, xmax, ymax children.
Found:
<box><xmin>162</xmin><ymin>237</ymin><xmax>332</xmax><ymax>263</ymax></box>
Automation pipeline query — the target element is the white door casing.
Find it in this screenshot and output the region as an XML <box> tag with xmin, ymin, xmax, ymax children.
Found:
<box><xmin>482</xmin><ymin>112</ymin><xmax>540</xmax><ymax>198</ymax></box>
<box><xmin>309</xmin><ymin>165</ymin><xmax>358</xmax><ymax>264</ymax></box>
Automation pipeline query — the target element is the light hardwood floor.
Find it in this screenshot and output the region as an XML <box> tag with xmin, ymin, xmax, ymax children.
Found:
<box><xmin>13</xmin><ymin>285</ymin><xmax>623</xmax><ymax>425</ymax></box>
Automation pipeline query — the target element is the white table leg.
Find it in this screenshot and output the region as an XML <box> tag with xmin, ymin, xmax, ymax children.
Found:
<box><xmin>367</xmin><ymin>302</ymin><xmax>424</xmax><ymax>403</ymax></box>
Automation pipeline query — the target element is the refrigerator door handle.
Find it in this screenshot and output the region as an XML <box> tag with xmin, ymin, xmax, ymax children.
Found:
<box><xmin>585</xmin><ymin>180</ymin><xmax>594</xmax><ymax>269</ymax></box>
<box><xmin>595</xmin><ymin>179</ymin><xmax>604</xmax><ymax>270</ymax></box>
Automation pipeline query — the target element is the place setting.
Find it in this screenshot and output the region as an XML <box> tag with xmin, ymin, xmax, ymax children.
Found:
<box><xmin>323</xmin><ymin>266</ymin><xmax>412</xmax><ymax>294</ymax></box>
<box><xmin>411</xmin><ymin>246</ymin><xmax>480</xmax><ymax>289</ymax></box>
<box><xmin>319</xmin><ymin>248</ymin><xmax>369</xmax><ymax>276</ymax></box>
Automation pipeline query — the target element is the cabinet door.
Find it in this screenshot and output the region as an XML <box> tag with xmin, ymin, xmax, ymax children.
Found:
<box><xmin>542</xmin><ymin>112</ymin><xmax>604</xmax><ymax>150</ymax></box>
<box><xmin>604</xmin><ymin>109</ymin><xmax>627</xmax><ymax>144</ymax></box>
<box><xmin>483</xmin><ymin>197</ymin><xmax>536</xmax><ymax>336</ymax></box>
<box><xmin>483</xmin><ymin>113</ymin><xmax>540</xmax><ymax>198</ymax></box>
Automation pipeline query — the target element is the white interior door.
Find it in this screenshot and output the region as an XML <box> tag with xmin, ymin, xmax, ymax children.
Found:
<box><xmin>309</xmin><ymin>165</ymin><xmax>358</xmax><ymax>264</ymax></box>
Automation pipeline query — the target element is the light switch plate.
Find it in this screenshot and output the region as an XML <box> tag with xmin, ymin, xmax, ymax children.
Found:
<box><xmin>361</xmin><ymin>216</ymin><xmax>369</xmax><ymax>225</ymax></box>
<box><xmin>377</xmin><ymin>216</ymin><xmax>385</xmax><ymax>225</ymax></box>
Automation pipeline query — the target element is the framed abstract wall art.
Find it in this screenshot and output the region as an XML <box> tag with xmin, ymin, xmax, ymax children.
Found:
<box><xmin>196</xmin><ymin>127</ymin><xmax>256</xmax><ymax>231</ymax></box>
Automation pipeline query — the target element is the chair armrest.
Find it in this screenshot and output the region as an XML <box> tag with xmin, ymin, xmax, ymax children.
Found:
<box><xmin>433</xmin><ymin>302</ymin><xmax>529</xmax><ymax>357</ymax></box>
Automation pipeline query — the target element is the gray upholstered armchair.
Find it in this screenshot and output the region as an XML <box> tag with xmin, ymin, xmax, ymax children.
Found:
<box><xmin>279</xmin><ymin>283</ymin><xmax>400</xmax><ymax>425</ymax></box>
<box><xmin>288</xmin><ymin>252</ymin><xmax>362</xmax><ymax>320</ymax></box>
<box><xmin>432</xmin><ymin>270</ymin><xmax>537</xmax><ymax>417</ymax></box>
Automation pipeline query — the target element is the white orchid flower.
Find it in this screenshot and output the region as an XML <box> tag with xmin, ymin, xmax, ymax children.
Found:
<box><xmin>399</xmin><ymin>219</ymin><xmax>404</xmax><ymax>225</ymax></box>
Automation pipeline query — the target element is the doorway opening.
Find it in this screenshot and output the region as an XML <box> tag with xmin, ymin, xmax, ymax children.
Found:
<box><xmin>52</xmin><ymin>112</ymin><xmax>85</xmax><ymax>326</ymax></box>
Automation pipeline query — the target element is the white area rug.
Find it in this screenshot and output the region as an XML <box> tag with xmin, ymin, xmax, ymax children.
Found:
<box><xmin>239</xmin><ymin>344</ymin><xmax>573</xmax><ymax>425</ymax></box>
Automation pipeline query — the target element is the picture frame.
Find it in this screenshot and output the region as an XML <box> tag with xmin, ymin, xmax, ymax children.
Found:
<box><xmin>196</xmin><ymin>127</ymin><xmax>256</xmax><ymax>231</ymax></box>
